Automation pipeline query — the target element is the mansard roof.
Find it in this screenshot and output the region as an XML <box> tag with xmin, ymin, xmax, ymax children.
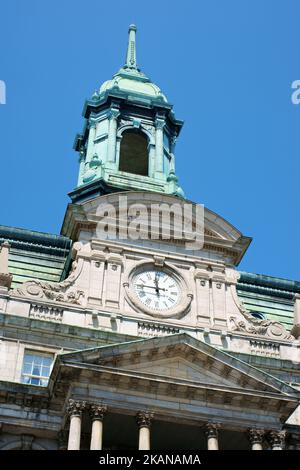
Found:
<box><xmin>0</xmin><ymin>225</ymin><xmax>72</xmax><ymax>288</ymax></box>
<box><xmin>238</xmin><ymin>271</ymin><xmax>300</xmax><ymax>331</ymax></box>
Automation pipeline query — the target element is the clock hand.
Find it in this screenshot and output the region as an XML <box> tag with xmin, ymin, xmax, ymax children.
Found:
<box><xmin>136</xmin><ymin>284</ymin><xmax>166</xmax><ymax>291</ymax></box>
<box><xmin>154</xmin><ymin>273</ymin><xmax>160</xmax><ymax>296</ymax></box>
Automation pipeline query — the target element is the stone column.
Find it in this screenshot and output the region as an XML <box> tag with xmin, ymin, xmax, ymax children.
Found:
<box><xmin>205</xmin><ymin>423</ymin><xmax>220</xmax><ymax>450</ymax></box>
<box><xmin>248</xmin><ymin>429</ymin><xmax>264</xmax><ymax>450</ymax></box>
<box><xmin>269</xmin><ymin>430</ymin><xmax>286</xmax><ymax>450</ymax></box>
<box><xmin>90</xmin><ymin>404</ymin><xmax>107</xmax><ymax>450</ymax></box>
<box><xmin>155</xmin><ymin>117</ymin><xmax>165</xmax><ymax>176</ymax></box>
<box><xmin>107</xmin><ymin>108</ymin><xmax>120</xmax><ymax>164</ymax></box>
<box><xmin>136</xmin><ymin>411</ymin><xmax>154</xmax><ymax>450</ymax></box>
<box><xmin>67</xmin><ymin>399</ymin><xmax>86</xmax><ymax>450</ymax></box>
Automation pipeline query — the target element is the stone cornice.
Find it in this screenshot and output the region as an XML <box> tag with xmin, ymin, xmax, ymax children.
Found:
<box><xmin>58</xmin><ymin>361</ymin><xmax>299</xmax><ymax>407</ymax></box>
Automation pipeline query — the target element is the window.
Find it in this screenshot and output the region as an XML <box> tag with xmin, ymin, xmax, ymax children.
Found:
<box><xmin>119</xmin><ymin>130</ymin><xmax>149</xmax><ymax>176</ymax></box>
<box><xmin>251</xmin><ymin>312</ymin><xmax>266</xmax><ymax>320</ymax></box>
<box><xmin>21</xmin><ymin>351</ymin><xmax>53</xmax><ymax>386</ymax></box>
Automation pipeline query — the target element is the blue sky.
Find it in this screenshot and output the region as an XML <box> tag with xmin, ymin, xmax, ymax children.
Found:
<box><xmin>0</xmin><ymin>0</ymin><xmax>299</xmax><ymax>280</ymax></box>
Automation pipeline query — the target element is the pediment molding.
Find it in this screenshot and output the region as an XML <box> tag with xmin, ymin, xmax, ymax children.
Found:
<box><xmin>51</xmin><ymin>334</ymin><xmax>300</xmax><ymax>426</ymax></box>
<box><xmin>61</xmin><ymin>191</ymin><xmax>251</xmax><ymax>265</ymax></box>
<box><xmin>59</xmin><ymin>333</ymin><xmax>298</xmax><ymax>397</ymax></box>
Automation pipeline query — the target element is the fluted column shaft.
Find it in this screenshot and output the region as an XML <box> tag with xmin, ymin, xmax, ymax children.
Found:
<box><xmin>67</xmin><ymin>400</ymin><xmax>86</xmax><ymax>450</ymax></box>
<box><xmin>90</xmin><ymin>405</ymin><xmax>107</xmax><ymax>450</ymax></box>
<box><xmin>137</xmin><ymin>411</ymin><xmax>154</xmax><ymax>450</ymax></box>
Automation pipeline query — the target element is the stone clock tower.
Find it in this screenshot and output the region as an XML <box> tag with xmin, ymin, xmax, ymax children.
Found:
<box><xmin>0</xmin><ymin>25</ymin><xmax>299</xmax><ymax>451</ymax></box>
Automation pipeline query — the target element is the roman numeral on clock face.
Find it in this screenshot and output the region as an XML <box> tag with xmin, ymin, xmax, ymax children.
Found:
<box><xmin>133</xmin><ymin>269</ymin><xmax>181</xmax><ymax>311</ymax></box>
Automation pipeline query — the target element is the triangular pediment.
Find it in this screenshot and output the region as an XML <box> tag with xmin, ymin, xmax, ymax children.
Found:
<box><xmin>59</xmin><ymin>333</ymin><xmax>298</xmax><ymax>397</ymax></box>
<box><xmin>123</xmin><ymin>356</ymin><xmax>236</xmax><ymax>388</ymax></box>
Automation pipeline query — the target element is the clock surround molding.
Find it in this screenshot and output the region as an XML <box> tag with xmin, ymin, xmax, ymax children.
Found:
<box><xmin>123</xmin><ymin>259</ymin><xmax>193</xmax><ymax>319</ymax></box>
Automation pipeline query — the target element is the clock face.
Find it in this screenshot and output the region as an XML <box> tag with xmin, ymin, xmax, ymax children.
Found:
<box><xmin>133</xmin><ymin>269</ymin><xmax>181</xmax><ymax>311</ymax></box>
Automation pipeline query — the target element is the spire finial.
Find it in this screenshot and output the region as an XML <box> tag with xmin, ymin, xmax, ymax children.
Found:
<box><xmin>125</xmin><ymin>24</ymin><xmax>137</xmax><ymax>69</ymax></box>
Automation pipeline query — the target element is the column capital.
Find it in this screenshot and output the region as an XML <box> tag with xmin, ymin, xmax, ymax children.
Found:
<box><xmin>205</xmin><ymin>422</ymin><xmax>220</xmax><ymax>438</ymax></box>
<box><xmin>136</xmin><ymin>411</ymin><xmax>154</xmax><ymax>428</ymax></box>
<box><xmin>67</xmin><ymin>399</ymin><xmax>86</xmax><ymax>418</ymax></box>
<box><xmin>155</xmin><ymin>117</ymin><xmax>165</xmax><ymax>130</ymax></box>
<box><xmin>90</xmin><ymin>404</ymin><xmax>107</xmax><ymax>421</ymax></box>
<box><xmin>269</xmin><ymin>430</ymin><xmax>286</xmax><ymax>449</ymax></box>
<box><xmin>108</xmin><ymin>107</ymin><xmax>120</xmax><ymax>120</ymax></box>
<box><xmin>248</xmin><ymin>429</ymin><xmax>265</xmax><ymax>445</ymax></box>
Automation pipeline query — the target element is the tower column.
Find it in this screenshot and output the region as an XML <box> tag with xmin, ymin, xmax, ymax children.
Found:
<box><xmin>155</xmin><ymin>117</ymin><xmax>165</xmax><ymax>177</ymax></box>
<box><xmin>67</xmin><ymin>400</ymin><xmax>86</xmax><ymax>450</ymax></box>
<box><xmin>136</xmin><ymin>411</ymin><xmax>154</xmax><ymax>450</ymax></box>
<box><xmin>90</xmin><ymin>404</ymin><xmax>107</xmax><ymax>450</ymax></box>
<box><xmin>107</xmin><ymin>107</ymin><xmax>120</xmax><ymax>164</ymax></box>
<box><xmin>269</xmin><ymin>431</ymin><xmax>286</xmax><ymax>450</ymax></box>
<box><xmin>77</xmin><ymin>149</ymin><xmax>86</xmax><ymax>186</ymax></box>
<box><xmin>248</xmin><ymin>429</ymin><xmax>264</xmax><ymax>450</ymax></box>
<box><xmin>169</xmin><ymin>134</ymin><xmax>176</xmax><ymax>173</ymax></box>
<box><xmin>205</xmin><ymin>423</ymin><xmax>220</xmax><ymax>450</ymax></box>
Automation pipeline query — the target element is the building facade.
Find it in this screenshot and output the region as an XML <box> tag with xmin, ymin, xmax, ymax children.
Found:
<box><xmin>0</xmin><ymin>25</ymin><xmax>300</xmax><ymax>451</ymax></box>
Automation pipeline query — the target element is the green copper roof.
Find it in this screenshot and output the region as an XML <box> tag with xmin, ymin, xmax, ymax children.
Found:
<box><xmin>96</xmin><ymin>25</ymin><xmax>168</xmax><ymax>104</ymax></box>
<box><xmin>237</xmin><ymin>271</ymin><xmax>300</xmax><ymax>330</ymax></box>
<box><xmin>0</xmin><ymin>225</ymin><xmax>72</xmax><ymax>288</ymax></box>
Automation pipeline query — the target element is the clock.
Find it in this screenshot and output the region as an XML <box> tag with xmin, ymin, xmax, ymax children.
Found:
<box><xmin>133</xmin><ymin>269</ymin><xmax>181</xmax><ymax>312</ymax></box>
<box><xmin>123</xmin><ymin>261</ymin><xmax>193</xmax><ymax>319</ymax></box>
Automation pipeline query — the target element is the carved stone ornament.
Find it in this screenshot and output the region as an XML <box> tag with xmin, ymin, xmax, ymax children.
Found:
<box><xmin>268</xmin><ymin>430</ymin><xmax>286</xmax><ymax>449</ymax></box>
<box><xmin>227</xmin><ymin>269</ymin><xmax>293</xmax><ymax>341</ymax></box>
<box><xmin>0</xmin><ymin>273</ymin><xmax>13</xmax><ymax>289</ymax></box>
<box><xmin>229</xmin><ymin>316</ymin><xmax>292</xmax><ymax>341</ymax></box>
<box><xmin>248</xmin><ymin>429</ymin><xmax>265</xmax><ymax>445</ymax></box>
<box><xmin>67</xmin><ymin>399</ymin><xmax>86</xmax><ymax>418</ymax></box>
<box><xmin>11</xmin><ymin>257</ymin><xmax>84</xmax><ymax>306</ymax></box>
<box><xmin>136</xmin><ymin>411</ymin><xmax>154</xmax><ymax>428</ymax></box>
<box><xmin>205</xmin><ymin>423</ymin><xmax>220</xmax><ymax>438</ymax></box>
<box><xmin>90</xmin><ymin>404</ymin><xmax>107</xmax><ymax>421</ymax></box>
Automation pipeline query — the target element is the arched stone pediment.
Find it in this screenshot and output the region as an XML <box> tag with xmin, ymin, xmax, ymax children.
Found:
<box><xmin>61</xmin><ymin>191</ymin><xmax>251</xmax><ymax>266</ymax></box>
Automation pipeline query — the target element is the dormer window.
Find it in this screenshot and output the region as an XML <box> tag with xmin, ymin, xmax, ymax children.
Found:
<box><xmin>251</xmin><ymin>312</ymin><xmax>266</xmax><ymax>320</ymax></box>
<box><xmin>119</xmin><ymin>129</ymin><xmax>149</xmax><ymax>176</ymax></box>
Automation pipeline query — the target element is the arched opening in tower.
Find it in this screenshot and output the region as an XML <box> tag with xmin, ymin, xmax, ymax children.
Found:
<box><xmin>119</xmin><ymin>130</ymin><xmax>149</xmax><ymax>176</ymax></box>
